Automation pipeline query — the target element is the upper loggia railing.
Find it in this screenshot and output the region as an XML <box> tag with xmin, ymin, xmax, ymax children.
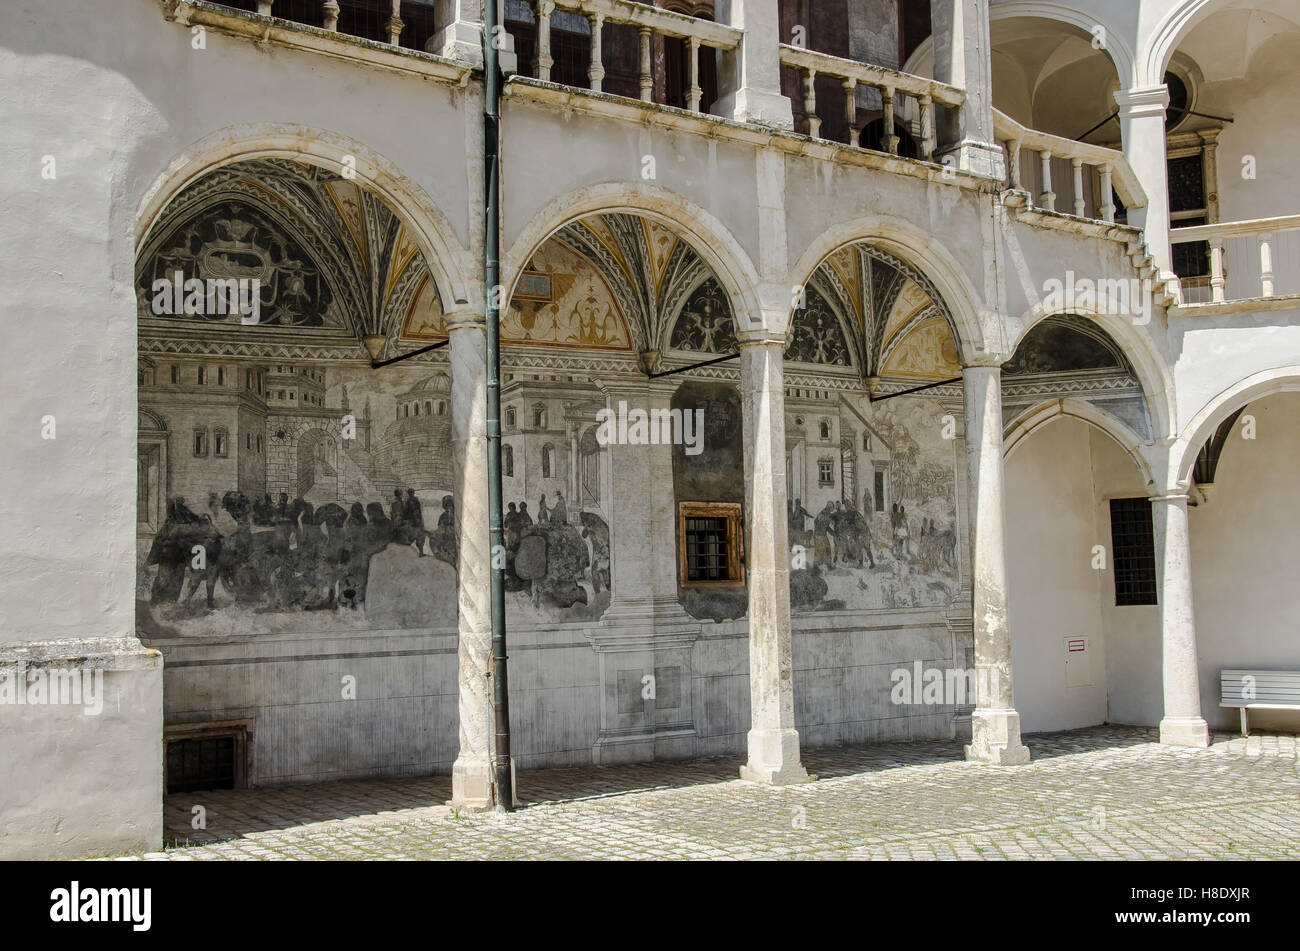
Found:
<box><xmin>994</xmin><ymin>109</ymin><xmax>1145</xmax><ymax>226</ymax></box>
<box><xmin>778</xmin><ymin>44</ymin><xmax>964</xmax><ymax>162</ymax></box>
<box><xmin>1171</xmin><ymin>216</ymin><xmax>1300</xmax><ymax>305</ymax></box>
<box><xmin>521</xmin><ymin>0</ymin><xmax>741</xmax><ymax>114</ymax></box>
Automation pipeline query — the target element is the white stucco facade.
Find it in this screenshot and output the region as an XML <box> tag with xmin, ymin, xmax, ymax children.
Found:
<box><xmin>1</xmin><ymin>0</ymin><xmax>1296</xmax><ymax>858</ymax></box>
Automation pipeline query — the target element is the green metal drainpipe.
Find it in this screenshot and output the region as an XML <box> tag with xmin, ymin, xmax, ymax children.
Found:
<box><xmin>484</xmin><ymin>0</ymin><xmax>513</xmax><ymax>812</ymax></box>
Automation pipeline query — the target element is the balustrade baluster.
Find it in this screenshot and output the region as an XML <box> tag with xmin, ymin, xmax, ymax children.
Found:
<box><xmin>588</xmin><ymin>13</ymin><xmax>605</xmax><ymax>93</ymax></box>
<box><xmin>639</xmin><ymin>28</ymin><xmax>653</xmax><ymax>102</ymax></box>
<box><xmin>387</xmin><ymin>0</ymin><xmax>403</xmax><ymax>45</ymax></box>
<box><xmin>321</xmin><ymin>0</ymin><xmax>338</xmax><ymax>31</ymax></box>
<box><xmin>1039</xmin><ymin>150</ymin><xmax>1055</xmax><ymax>211</ymax></box>
<box><xmin>882</xmin><ymin>87</ymin><xmax>898</xmax><ymax>155</ymax></box>
<box><xmin>919</xmin><ymin>95</ymin><xmax>934</xmax><ymax>161</ymax></box>
<box><xmin>1099</xmin><ymin>163</ymin><xmax>1115</xmax><ymax>223</ymax></box>
<box><xmin>842</xmin><ymin>78</ymin><xmax>856</xmax><ymax>145</ymax></box>
<box><xmin>1006</xmin><ymin>139</ymin><xmax>1021</xmax><ymax>189</ymax></box>
<box><xmin>1072</xmin><ymin>158</ymin><xmax>1085</xmax><ymax>217</ymax></box>
<box><xmin>803</xmin><ymin>69</ymin><xmax>820</xmax><ymax>139</ymax></box>
<box><xmin>1209</xmin><ymin>238</ymin><xmax>1226</xmax><ymax>302</ymax></box>
<box><xmin>1260</xmin><ymin>234</ymin><xmax>1275</xmax><ymax>297</ymax></box>
<box><xmin>535</xmin><ymin>1</ymin><xmax>554</xmax><ymax>82</ymax></box>
<box><xmin>257</xmin><ymin>1</ymin><xmax>272</xmax><ymax>15</ymax></box>
<box><xmin>687</xmin><ymin>36</ymin><xmax>702</xmax><ymax>113</ymax></box>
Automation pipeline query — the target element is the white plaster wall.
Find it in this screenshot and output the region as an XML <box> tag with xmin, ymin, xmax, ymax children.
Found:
<box><xmin>1091</xmin><ymin>428</ymin><xmax>1162</xmax><ymax>726</ymax></box>
<box><xmin>1189</xmin><ymin>391</ymin><xmax>1300</xmax><ymax>732</ymax></box>
<box><xmin>1005</xmin><ymin>418</ymin><xmax>1109</xmax><ymax>733</ymax></box>
<box><xmin>1169</xmin><ymin>308</ymin><xmax>1300</xmax><ymax>437</ymax></box>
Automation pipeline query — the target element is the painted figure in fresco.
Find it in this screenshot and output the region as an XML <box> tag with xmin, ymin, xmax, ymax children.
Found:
<box><xmin>405</xmin><ymin>489</ymin><xmax>428</xmax><ymax>555</ymax></box>
<box><xmin>552</xmin><ymin>491</ymin><xmax>567</xmax><ymax>525</ymax></box>
<box><xmin>517</xmin><ymin>501</ymin><xmax>533</xmax><ymax>527</ymax></box>
<box><xmin>789</xmin><ymin>497</ymin><xmax>812</xmax><ymax>549</ymax></box>
<box><xmin>891</xmin><ymin>503</ymin><xmax>910</xmax><ymax>559</ymax></box>
<box><xmin>537</xmin><ymin>495</ymin><xmax>550</xmax><ymax>523</ymax></box>
<box><xmin>813</xmin><ymin>502</ymin><xmax>836</xmax><ymax>567</ymax></box>
<box><xmin>252</xmin><ymin>493</ymin><xmax>274</xmax><ymax>526</ymax></box>
<box><xmin>430</xmin><ymin>495</ymin><xmax>456</xmax><ymax>566</ymax></box>
<box><xmin>580</xmin><ymin>512</ymin><xmax>610</xmax><ymax>594</ymax></box>
<box><xmin>841</xmin><ymin>499</ymin><xmax>874</xmax><ymax>569</ymax></box>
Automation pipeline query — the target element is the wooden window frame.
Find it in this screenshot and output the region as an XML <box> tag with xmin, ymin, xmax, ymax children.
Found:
<box><xmin>678</xmin><ymin>501</ymin><xmax>745</xmax><ymax>588</ymax></box>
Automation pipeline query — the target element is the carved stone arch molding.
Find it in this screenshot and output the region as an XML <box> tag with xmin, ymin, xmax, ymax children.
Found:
<box><xmin>135</xmin><ymin>124</ymin><xmax>474</xmax><ymax>315</ymax></box>
<box><xmin>1001</xmin><ymin>314</ymin><xmax>1153</xmax><ymax>442</ymax></box>
<box><xmin>789</xmin><ymin>241</ymin><xmax>963</xmax><ymax>382</ymax></box>
<box><xmin>137</xmin><ymin>158</ymin><xmax>451</xmax><ymax>361</ymax></box>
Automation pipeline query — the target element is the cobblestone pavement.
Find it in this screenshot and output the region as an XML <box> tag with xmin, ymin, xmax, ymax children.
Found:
<box><xmin>124</xmin><ymin>726</ymin><xmax>1300</xmax><ymax>860</ymax></box>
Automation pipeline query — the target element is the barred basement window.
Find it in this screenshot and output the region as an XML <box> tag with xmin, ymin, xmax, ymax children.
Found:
<box><xmin>164</xmin><ymin>721</ymin><xmax>251</xmax><ymax>794</ymax></box>
<box><xmin>818</xmin><ymin>458</ymin><xmax>835</xmax><ymax>486</ymax></box>
<box><xmin>1109</xmin><ymin>497</ymin><xmax>1158</xmax><ymax>606</ymax></box>
<box><xmin>678</xmin><ymin>502</ymin><xmax>744</xmax><ymax>587</ymax></box>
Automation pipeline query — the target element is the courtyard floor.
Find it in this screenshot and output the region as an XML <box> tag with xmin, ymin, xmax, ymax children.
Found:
<box><xmin>128</xmin><ymin>726</ymin><xmax>1299</xmax><ymax>860</ymax></box>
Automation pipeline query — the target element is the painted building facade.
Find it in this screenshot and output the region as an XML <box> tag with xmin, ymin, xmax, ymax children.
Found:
<box><xmin>2</xmin><ymin>0</ymin><xmax>1298</xmax><ymax>858</ymax></box>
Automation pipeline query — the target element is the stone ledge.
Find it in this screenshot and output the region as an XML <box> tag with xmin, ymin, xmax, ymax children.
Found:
<box><xmin>0</xmin><ymin>636</ymin><xmax>161</xmax><ymax>670</ymax></box>
<box><xmin>1168</xmin><ymin>293</ymin><xmax>1300</xmax><ymax>318</ymax></box>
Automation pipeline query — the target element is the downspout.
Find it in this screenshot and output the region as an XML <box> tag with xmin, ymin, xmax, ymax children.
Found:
<box><xmin>484</xmin><ymin>0</ymin><xmax>513</xmax><ymax>812</ymax></box>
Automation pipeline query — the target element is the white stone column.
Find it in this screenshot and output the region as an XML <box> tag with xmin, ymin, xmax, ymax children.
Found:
<box><xmin>595</xmin><ymin>377</ymin><xmax>688</xmax><ymax>624</ymax></box>
<box><xmin>962</xmin><ymin>364</ymin><xmax>1030</xmax><ymax>765</ymax></box>
<box><xmin>447</xmin><ymin>313</ymin><xmax>496</xmax><ymax>810</ymax></box>
<box><xmin>738</xmin><ymin>331</ymin><xmax>807</xmax><ymax>784</ymax></box>
<box><xmin>713</xmin><ymin>0</ymin><xmax>793</xmax><ymax>130</ymax></box>
<box><xmin>929</xmin><ymin>0</ymin><xmax>1004</xmax><ymax>179</ymax></box>
<box><xmin>1150</xmin><ymin>491</ymin><xmax>1210</xmax><ymax>747</ymax></box>
<box><xmin>1116</xmin><ymin>85</ymin><xmax>1173</xmax><ymax>282</ymax></box>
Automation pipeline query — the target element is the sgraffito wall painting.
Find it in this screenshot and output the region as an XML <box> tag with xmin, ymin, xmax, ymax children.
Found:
<box><xmin>136</xmin><ymin>161</ymin><xmax>622</xmax><ymax>638</ymax></box>
<box><xmin>786</xmin><ymin>392</ymin><xmax>960</xmax><ymax>613</ymax></box>
<box><xmin>136</xmin><ymin>363</ymin><xmax>462</xmax><ymax>637</ymax></box>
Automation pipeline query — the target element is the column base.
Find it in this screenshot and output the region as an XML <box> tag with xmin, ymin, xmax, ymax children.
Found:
<box><xmin>449</xmin><ymin>755</ymin><xmax>519</xmax><ymax>811</ymax></box>
<box><xmin>935</xmin><ymin>139</ymin><xmax>1006</xmax><ymax>180</ymax></box>
<box><xmin>1159</xmin><ymin>716</ymin><xmax>1210</xmax><ymax>748</ymax></box>
<box><xmin>714</xmin><ymin>88</ymin><xmax>794</xmax><ymax>131</ymax></box>
<box><xmin>449</xmin><ymin>755</ymin><xmax>493</xmax><ymax>812</ymax></box>
<box><xmin>964</xmin><ymin>708</ymin><xmax>1031</xmax><ymax>765</ymax></box>
<box><xmin>740</xmin><ymin>728</ymin><xmax>810</xmax><ymax>785</ymax></box>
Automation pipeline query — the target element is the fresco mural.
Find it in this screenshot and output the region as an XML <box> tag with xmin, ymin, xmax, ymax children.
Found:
<box><xmin>786</xmin><ymin>393</ymin><xmax>960</xmax><ymax>613</ymax></box>
<box><xmin>137</xmin><ymin>163</ymin><xmax>616</xmax><ymax>638</ymax></box>
<box><xmin>137</xmin><ymin>359</ymin><xmax>616</xmax><ymax>635</ymax></box>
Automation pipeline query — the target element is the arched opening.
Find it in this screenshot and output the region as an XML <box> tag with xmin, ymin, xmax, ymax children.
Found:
<box><xmin>779</xmin><ymin>238</ymin><xmax>971</xmax><ymax>745</ymax></box>
<box><xmin>1158</xmin><ymin>2</ymin><xmax>1300</xmax><ymax>301</ymax></box>
<box><xmin>136</xmin><ymin>154</ymin><xmax>459</xmax><ymax>791</ymax></box>
<box><xmin>1001</xmin><ymin>318</ymin><xmax>1161</xmax><ymax>733</ymax></box>
<box><xmin>1185</xmin><ymin>389</ymin><xmax>1300</xmax><ymax>731</ymax></box>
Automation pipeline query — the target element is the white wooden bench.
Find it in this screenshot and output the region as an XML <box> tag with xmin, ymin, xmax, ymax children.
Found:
<box><xmin>1220</xmin><ymin>669</ymin><xmax>1300</xmax><ymax>736</ymax></box>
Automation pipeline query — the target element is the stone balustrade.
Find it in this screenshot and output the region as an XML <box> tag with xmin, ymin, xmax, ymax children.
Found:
<box><xmin>994</xmin><ymin>109</ymin><xmax>1144</xmax><ymax>226</ymax></box>
<box><xmin>1171</xmin><ymin>215</ymin><xmax>1300</xmax><ymax>305</ymax></box>
<box><xmin>531</xmin><ymin>0</ymin><xmax>741</xmax><ymax>113</ymax></box>
<box><xmin>777</xmin><ymin>44</ymin><xmax>964</xmax><ymax>162</ymax></box>
<box><xmin>208</xmin><ymin>0</ymin><xmax>433</xmax><ymax>49</ymax></box>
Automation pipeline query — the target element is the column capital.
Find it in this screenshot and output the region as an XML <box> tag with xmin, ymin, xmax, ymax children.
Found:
<box><xmin>1148</xmin><ymin>490</ymin><xmax>1193</xmax><ymax>505</ymax></box>
<box><xmin>444</xmin><ymin>310</ymin><xmax>485</xmax><ymax>333</ymax></box>
<box><xmin>961</xmin><ymin>359</ymin><xmax>1004</xmax><ymax>371</ymax></box>
<box><xmin>735</xmin><ymin>327</ymin><xmax>787</xmax><ymax>348</ymax></box>
<box><xmin>1114</xmin><ymin>85</ymin><xmax>1169</xmax><ymax>119</ymax></box>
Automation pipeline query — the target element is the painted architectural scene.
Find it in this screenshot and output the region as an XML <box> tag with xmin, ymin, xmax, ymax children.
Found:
<box><xmin>136</xmin><ymin>362</ymin><xmax>461</xmax><ymax>636</ymax></box>
<box><xmin>786</xmin><ymin>393</ymin><xmax>960</xmax><ymax>612</ymax></box>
